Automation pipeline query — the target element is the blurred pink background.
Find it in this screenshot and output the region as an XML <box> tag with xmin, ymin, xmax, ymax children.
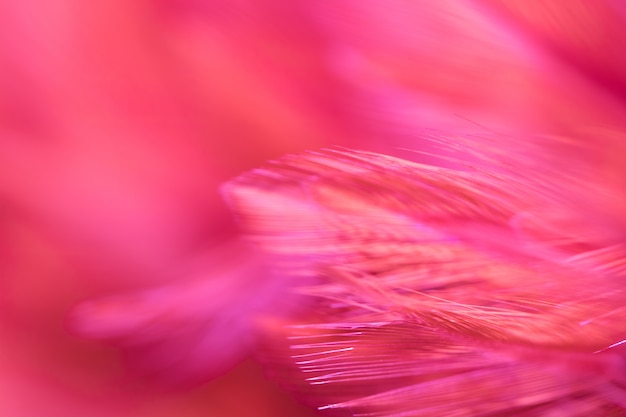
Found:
<box><xmin>2</xmin><ymin>1</ymin><xmax>626</xmax><ymax>416</ymax></box>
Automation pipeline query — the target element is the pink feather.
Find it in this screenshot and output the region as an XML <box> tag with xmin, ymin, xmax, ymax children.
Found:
<box><xmin>223</xmin><ymin>141</ymin><xmax>626</xmax><ymax>416</ymax></box>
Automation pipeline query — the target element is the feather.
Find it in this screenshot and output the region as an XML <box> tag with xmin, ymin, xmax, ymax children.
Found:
<box><xmin>223</xmin><ymin>140</ymin><xmax>626</xmax><ymax>416</ymax></box>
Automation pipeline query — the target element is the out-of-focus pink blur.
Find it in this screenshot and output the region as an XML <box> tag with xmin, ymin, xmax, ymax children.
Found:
<box><xmin>2</xmin><ymin>1</ymin><xmax>626</xmax><ymax>416</ymax></box>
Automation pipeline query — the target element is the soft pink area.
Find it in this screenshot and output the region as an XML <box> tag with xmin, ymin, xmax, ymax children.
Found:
<box><xmin>2</xmin><ymin>0</ymin><xmax>626</xmax><ymax>416</ymax></box>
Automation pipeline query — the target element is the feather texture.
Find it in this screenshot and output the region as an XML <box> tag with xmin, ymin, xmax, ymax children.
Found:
<box><xmin>223</xmin><ymin>141</ymin><xmax>626</xmax><ymax>416</ymax></box>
